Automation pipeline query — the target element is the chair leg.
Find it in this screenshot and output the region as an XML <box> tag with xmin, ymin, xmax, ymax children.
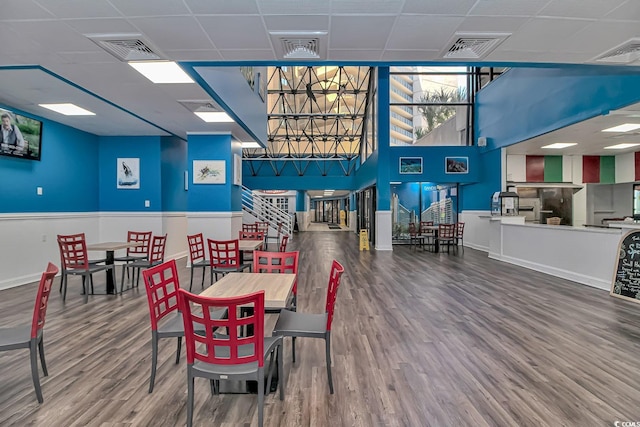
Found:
<box><xmin>189</xmin><ymin>265</ymin><xmax>195</xmax><ymax>292</ymax></box>
<box><xmin>201</xmin><ymin>266</ymin><xmax>205</xmax><ymax>289</ymax></box>
<box><xmin>149</xmin><ymin>332</ymin><xmax>158</xmax><ymax>393</ymax></box>
<box><xmin>83</xmin><ymin>276</ymin><xmax>89</xmax><ymax>304</ymax></box>
<box><xmin>111</xmin><ymin>268</ymin><xmax>117</xmax><ymax>295</ymax></box>
<box><xmin>186</xmin><ymin>368</ymin><xmax>195</xmax><ymax>427</ymax></box>
<box><xmin>257</xmin><ymin>366</ymin><xmax>265</xmax><ymax>427</ymax></box>
<box><xmin>292</xmin><ymin>337</ymin><xmax>296</xmax><ymax>364</ymax></box>
<box><xmin>29</xmin><ymin>340</ymin><xmax>43</xmax><ymax>403</ymax></box>
<box><xmin>58</xmin><ymin>270</ymin><xmax>64</xmax><ymax>293</ymax></box>
<box><xmin>62</xmin><ymin>274</ymin><xmax>68</xmax><ymax>302</ymax></box>
<box><xmin>325</xmin><ymin>333</ymin><xmax>334</xmax><ymax>394</ymax></box>
<box><xmin>278</xmin><ymin>341</ymin><xmax>284</xmax><ymax>401</ymax></box>
<box><xmin>175</xmin><ymin>336</ymin><xmax>182</xmax><ymax>364</ymax></box>
<box><xmin>120</xmin><ymin>264</ymin><xmax>127</xmax><ymax>292</ymax></box>
<box><xmin>38</xmin><ymin>337</ymin><xmax>48</xmax><ymax>377</ymax></box>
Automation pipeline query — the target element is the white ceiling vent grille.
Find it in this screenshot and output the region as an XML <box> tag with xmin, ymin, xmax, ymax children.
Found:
<box><xmin>269</xmin><ymin>31</ymin><xmax>328</xmax><ymax>60</ymax></box>
<box><xmin>441</xmin><ymin>32</ymin><xmax>511</xmax><ymax>59</ymax></box>
<box><xmin>593</xmin><ymin>39</ymin><xmax>640</xmax><ymax>64</ymax></box>
<box><xmin>177</xmin><ymin>100</ymin><xmax>221</xmax><ymax>113</ymax></box>
<box><xmin>85</xmin><ymin>33</ymin><xmax>165</xmax><ymax>61</ymax></box>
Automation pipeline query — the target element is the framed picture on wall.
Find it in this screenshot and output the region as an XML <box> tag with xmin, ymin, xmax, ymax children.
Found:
<box><xmin>117</xmin><ymin>158</ymin><xmax>140</xmax><ymax>189</ymax></box>
<box><xmin>399</xmin><ymin>157</ymin><xmax>423</xmax><ymax>174</ymax></box>
<box><xmin>193</xmin><ymin>160</ymin><xmax>226</xmax><ymax>184</ymax></box>
<box><xmin>445</xmin><ymin>156</ymin><xmax>469</xmax><ymax>174</ymax></box>
<box><xmin>233</xmin><ymin>153</ymin><xmax>242</xmax><ymax>186</ymax></box>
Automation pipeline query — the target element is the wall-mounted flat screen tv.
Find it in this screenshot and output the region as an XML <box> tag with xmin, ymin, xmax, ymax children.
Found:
<box><xmin>0</xmin><ymin>107</ymin><xmax>42</xmax><ymax>161</ymax></box>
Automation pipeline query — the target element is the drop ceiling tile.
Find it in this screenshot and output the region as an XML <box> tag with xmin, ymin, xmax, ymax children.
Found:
<box><xmin>164</xmin><ymin>49</ymin><xmax>223</xmax><ymax>61</ymax></box>
<box><xmin>129</xmin><ymin>17</ymin><xmax>213</xmax><ymax>50</ymax></box>
<box><xmin>386</xmin><ymin>15</ymin><xmax>465</xmax><ymax>50</ymax></box>
<box><xmin>2</xmin><ymin>0</ymin><xmax>54</xmax><ymax>19</ymax></box>
<box><xmin>263</xmin><ymin>14</ymin><xmax>329</xmax><ymax>31</ymax></box>
<box><xmin>107</xmin><ymin>0</ymin><xmax>190</xmax><ymax>16</ymax></box>
<box><xmin>455</xmin><ymin>16</ymin><xmax>530</xmax><ymax>32</ymax></box>
<box><xmin>381</xmin><ymin>49</ymin><xmax>440</xmax><ymax>61</ymax></box>
<box><xmin>0</xmin><ymin>26</ymin><xmax>40</xmax><ymax>55</ymax></box>
<box><xmin>497</xmin><ymin>17</ymin><xmax>591</xmax><ymax>52</ymax></box>
<box><xmin>62</xmin><ymin>18</ymin><xmax>138</xmax><ymax>34</ymax></box>
<box><xmin>551</xmin><ymin>20</ymin><xmax>640</xmax><ymax>56</ymax></box>
<box><xmin>198</xmin><ymin>15</ymin><xmax>271</xmax><ymax>49</ymax></box>
<box><xmin>485</xmin><ymin>48</ymin><xmax>592</xmax><ymax>63</ymax></box>
<box><xmin>328</xmin><ymin>49</ymin><xmax>383</xmax><ymax>61</ymax></box>
<box><xmin>329</xmin><ymin>16</ymin><xmax>395</xmax><ymax>49</ymax></box>
<box><xmin>331</xmin><ymin>0</ymin><xmax>404</xmax><ymax>14</ymax></box>
<box><xmin>257</xmin><ymin>0</ymin><xmax>330</xmax><ymax>14</ymax></box>
<box><xmin>402</xmin><ymin>0</ymin><xmax>477</xmax><ymax>15</ymax></box>
<box><xmin>538</xmin><ymin>0</ymin><xmax>626</xmax><ymax>19</ymax></box>
<box><xmin>8</xmin><ymin>20</ymin><xmax>99</xmax><ymax>52</ymax></box>
<box><xmin>185</xmin><ymin>0</ymin><xmax>260</xmax><ymax>14</ymax></box>
<box><xmin>219</xmin><ymin>49</ymin><xmax>276</xmax><ymax>60</ymax></box>
<box><xmin>469</xmin><ymin>0</ymin><xmax>550</xmax><ymax>16</ymax></box>
<box><xmin>35</xmin><ymin>0</ymin><xmax>120</xmax><ymax>19</ymax></box>
<box><xmin>57</xmin><ymin>50</ymin><xmax>119</xmax><ymax>64</ymax></box>
<box><xmin>605</xmin><ymin>0</ymin><xmax>640</xmax><ymax>20</ymax></box>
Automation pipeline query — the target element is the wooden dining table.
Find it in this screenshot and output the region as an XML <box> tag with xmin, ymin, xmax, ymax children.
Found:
<box><xmin>418</xmin><ymin>225</ymin><xmax>440</xmax><ymax>253</ymax></box>
<box><xmin>86</xmin><ymin>241</ymin><xmax>144</xmax><ymax>294</ymax></box>
<box><xmin>238</xmin><ymin>238</ymin><xmax>265</xmax><ymax>261</ymax></box>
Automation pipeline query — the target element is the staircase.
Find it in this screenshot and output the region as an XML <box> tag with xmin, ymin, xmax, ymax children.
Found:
<box><xmin>241</xmin><ymin>185</ymin><xmax>294</xmax><ymax>238</ymax></box>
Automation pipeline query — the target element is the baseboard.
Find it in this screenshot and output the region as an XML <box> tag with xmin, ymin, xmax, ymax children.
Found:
<box><xmin>168</xmin><ymin>251</ymin><xmax>188</xmax><ymax>261</ymax></box>
<box><xmin>0</xmin><ymin>272</ymin><xmax>43</xmax><ymax>291</ymax></box>
<box><xmin>465</xmin><ymin>242</ymin><xmax>489</xmax><ymax>252</ymax></box>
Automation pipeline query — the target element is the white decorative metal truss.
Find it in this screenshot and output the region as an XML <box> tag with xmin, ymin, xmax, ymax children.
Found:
<box><xmin>244</xmin><ymin>66</ymin><xmax>374</xmax><ymax>177</ymax></box>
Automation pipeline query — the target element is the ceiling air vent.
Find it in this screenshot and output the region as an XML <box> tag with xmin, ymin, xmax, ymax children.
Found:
<box><xmin>593</xmin><ymin>39</ymin><xmax>640</xmax><ymax>64</ymax></box>
<box><xmin>269</xmin><ymin>31</ymin><xmax>328</xmax><ymax>60</ymax></box>
<box><xmin>177</xmin><ymin>100</ymin><xmax>221</xmax><ymax>113</ymax></box>
<box><xmin>441</xmin><ymin>32</ymin><xmax>511</xmax><ymax>59</ymax></box>
<box><xmin>85</xmin><ymin>33</ymin><xmax>165</xmax><ymax>61</ymax></box>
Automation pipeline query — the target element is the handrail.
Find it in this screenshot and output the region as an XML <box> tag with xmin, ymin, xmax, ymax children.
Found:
<box><xmin>241</xmin><ymin>186</ymin><xmax>294</xmax><ymax>237</ymax></box>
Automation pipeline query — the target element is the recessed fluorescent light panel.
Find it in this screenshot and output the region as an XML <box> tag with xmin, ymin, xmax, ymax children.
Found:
<box><xmin>541</xmin><ymin>143</ymin><xmax>577</xmax><ymax>149</ymax></box>
<box><xmin>241</xmin><ymin>142</ymin><xmax>261</xmax><ymax>148</ymax></box>
<box><xmin>39</xmin><ymin>103</ymin><xmax>95</xmax><ymax>116</ymax></box>
<box><xmin>129</xmin><ymin>61</ymin><xmax>194</xmax><ymax>83</ymax></box>
<box><xmin>602</xmin><ymin>123</ymin><xmax>640</xmax><ymax>133</ymax></box>
<box><xmin>194</xmin><ymin>111</ymin><xmax>234</xmax><ymax>123</ymax></box>
<box><xmin>604</xmin><ymin>143</ymin><xmax>640</xmax><ymax>149</ymax></box>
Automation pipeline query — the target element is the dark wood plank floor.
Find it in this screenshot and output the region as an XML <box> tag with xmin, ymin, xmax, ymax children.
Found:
<box><xmin>2</xmin><ymin>231</ymin><xmax>640</xmax><ymax>426</ymax></box>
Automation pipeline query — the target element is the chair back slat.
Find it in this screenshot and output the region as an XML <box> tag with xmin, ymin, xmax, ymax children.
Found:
<box><xmin>242</xmin><ymin>223</ymin><xmax>258</xmax><ymax>232</ymax></box>
<box><xmin>239</xmin><ymin>231</ymin><xmax>265</xmax><ymax>241</ymax></box>
<box><xmin>178</xmin><ymin>289</ymin><xmax>265</xmax><ymax>367</ymax></box>
<box><xmin>187</xmin><ymin>233</ymin><xmax>206</xmax><ymax>263</ymax></box>
<box><xmin>279</xmin><ymin>235</ymin><xmax>289</xmax><ymax>252</ymax></box>
<box><xmin>142</xmin><ymin>260</ymin><xmax>181</xmax><ymax>330</ymax></box>
<box><xmin>420</xmin><ymin>221</ymin><xmax>434</xmax><ymax>234</ymax></box>
<box><xmin>408</xmin><ymin>223</ymin><xmax>417</xmax><ymax>237</ymax></box>
<box><xmin>438</xmin><ymin>223</ymin><xmax>455</xmax><ymax>239</ymax></box>
<box><xmin>256</xmin><ymin>222</ymin><xmax>269</xmax><ymax>234</ymax></box>
<box><xmin>254</xmin><ymin>250</ymin><xmax>299</xmax><ymax>297</ymax></box>
<box><xmin>148</xmin><ymin>235</ymin><xmax>167</xmax><ymax>264</ymax></box>
<box><xmin>57</xmin><ymin>233</ymin><xmax>90</xmax><ymax>270</ymax></box>
<box><xmin>208</xmin><ymin>239</ymin><xmax>242</xmax><ymax>268</ymax></box>
<box><xmin>325</xmin><ymin>260</ymin><xmax>345</xmax><ymax>331</ymax></box>
<box><xmin>455</xmin><ymin>222</ymin><xmax>465</xmax><ymax>237</ymax></box>
<box><xmin>30</xmin><ymin>262</ymin><xmax>59</xmax><ymax>339</ymax></box>
<box><xmin>126</xmin><ymin>231</ymin><xmax>152</xmax><ymax>256</ymax></box>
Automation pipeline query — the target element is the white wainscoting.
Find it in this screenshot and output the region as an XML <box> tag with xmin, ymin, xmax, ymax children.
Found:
<box><xmin>187</xmin><ymin>212</ymin><xmax>243</xmax><ymax>242</ymax></box>
<box><xmin>349</xmin><ymin>210</ymin><xmax>357</xmax><ymax>233</ymax></box>
<box><xmin>459</xmin><ymin>210</ymin><xmax>491</xmax><ymax>252</ymax></box>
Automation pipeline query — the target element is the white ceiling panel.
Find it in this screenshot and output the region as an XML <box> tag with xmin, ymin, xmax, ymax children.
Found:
<box><xmin>257</xmin><ymin>0</ymin><xmax>330</xmax><ymax>15</ymax></box>
<box><xmin>219</xmin><ymin>49</ymin><xmax>276</xmax><ymax>61</ymax></box>
<box><xmin>329</xmin><ymin>16</ymin><xmax>396</xmax><ymax>49</ymax></box>
<box><xmin>61</xmin><ymin>17</ymin><xmax>139</xmax><ymax>34</ymax></box>
<box><xmin>605</xmin><ymin>0</ymin><xmax>640</xmax><ymax>20</ymax></box>
<box><xmin>386</xmin><ymin>15</ymin><xmax>465</xmax><ymax>50</ymax></box>
<box><xmin>36</xmin><ymin>0</ymin><xmax>120</xmax><ymax>19</ymax></box>
<box><xmin>185</xmin><ymin>0</ymin><xmax>260</xmax><ymax>15</ymax></box>
<box><xmin>331</xmin><ymin>0</ymin><xmax>405</xmax><ymax>14</ymax></box>
<box><xmin>129</xmin><ymin>16</ymin><xmax>213</xmax><ymax>51</ymax></box>
<box><xmin>402</xmin><ymin>0</ymin><xmax>477</xmax><ymax>15</ymax></box>
<box><xmin>328</xmin><ymin>49</ymin><xmax>383</xmax><ymax>61</ymax></box>
<box><xmin>469</xmin><ymin>0</ymin><xmax>551</xmax><ymax>17</ymax></box>
<box><xmin>381</xmin><ymin>49</ymin><xmax>440</xmax><ymax>61</ymax></box>
<box><xmin>197</xmin><ymin>16</ymin><xmax>271</xmax><ymax>50</ymax></box>
<box><xmin>163</xmin><ymin>49</ymin><xmax>223</xmax><ymax>61</ymax></box>
<box><xmin>2</xmin><ymin>0</ymin><xmax>54</xmax><ymax>20</ymax></box>
<box><xmin>106</xmin><ymin>0</ymin><xmax>191</xmax><ymax>17</ymax></box>
<box><xmin>263</xmin><ymin>14</ymin><xmax>329</xmax><ymax>31</ymax></box>
<box><xmin>56</xmin><ymin>50</ymin><xmax>119</xmax><ymax>65</ymax></box>
<box><xmin>538</xmin><ymin>0</ymin><xmax>626</xmax><ymax>20</ymax></box>
<box><xmin>0</xmin><ymin>26</ymin><xmax>41</xmax><ymax>57</ymax></box>
<box><xmin>497</xmin><ymin>18</ymin><xmax>592</xmax><ymax>52</ymax></box>
<box><xmin>485</xmin><ymin>49</ymin><xmax>592</xmax><ymax>63</ymax></box>
<box><xmin>550</xmin><ymin>20</ymin><xmax>640</xmax><ymax>56</ymax></box>
<box><xmin>8</xmin><ymin>21</ymin><xmax>99</xmax><ymax>52</ymax></box>
<box><xmin>455</xmin><ymin>16</ymin><xmax>530</xmax><ymax>32</ymax></box>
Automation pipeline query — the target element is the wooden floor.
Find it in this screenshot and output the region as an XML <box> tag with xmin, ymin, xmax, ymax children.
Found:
<box><xmin>2</xmin><ymin>232</ymin><xmax>640</xmax><ymax>426</ymax></box>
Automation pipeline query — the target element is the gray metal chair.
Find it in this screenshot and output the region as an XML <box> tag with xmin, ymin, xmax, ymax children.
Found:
<box><xmin>207</xmin><ymin>238</ymin><xmax>251</xmax><ymax>283</ymax></box>
<box><xmin>178</xmin><ymin>288</ymin><xmax>283</xmax><ymax>427</ymax></box>
<box><xmin>187</xmin><ymin>233</ymin><xmax>209</xmax><ymax>291</ymax></box>
<box><xmin>273</xmin><ymin>259</ymin><xmax>344</xmax><ymax>394</ymax></box>
<box><xmin>0</xmin><ymin>262</ymin><xmax>58</xmax><ymax>403</ymax></box>
<box><xmin>115</xmin><ymin>230</ymin><xmax>151</xmax><ymax>289</ymax></box>
<box><xmin>123</xmin><ymin>234</ymin><xmax>167</xmax><ymax>291</ymax></box>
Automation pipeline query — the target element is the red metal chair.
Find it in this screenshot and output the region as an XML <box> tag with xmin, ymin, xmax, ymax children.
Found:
<box><xmin>123</xmin><ymin>235</ymin><xmax>167</xmax><ymax>290</ymax></box>
<box><xmin>420</xmin><ymin>221</ymin><xmax>435</xmax><ymax>251</ymax></box>
<box><xmin>187</xmin><ymin>233</ymin><xmax>208</xmax><ymax>291</ymax></box>
<box><xmin>279</xmin><ymin>235</ymin><xmax>289</xmax><ymax>252</ymax></box>
<box><xmin>437</xmin><ymin>223</ymin><xmax>456</xmax><ymax>253</ymax></box>
<box><xmin>239</xmin><ymin>230</ymin><xmax>265</xmax><ymax>245</ymax></box>
<box><xmin>0</xmin><ymin>262</ymin><xmax>58</xmax><ymax>403</ymax></box>
<box><xmin>253</xmin><ymin>250</ymin><xmax>299</xmax><ymax>311</ymax></box>
<box><xmin>408</xmin><ymin>222</ymin><xmax>419</xmax><ymax>250</ymax></box>
<box><xmin>273</xmin><ymin>260</ymin><xmax>345</xmax><ymax>394</ymax></box>
<box><xmin>57</xmin><ymin>233</ymin><xmax>116</xmax><ymax>303</ymax></box>
<box><xmin>178</xmin><ymin>289</ymin><xmax>284</xmax><ymax>427</ymax></box>
<box><xmin>242</xmin><ymin>223</ymin><xmax>258</xmax><ymax>232</ymax></box>
<box><xmin>207</xmin><ymin>239</ymin><xmax>251</xmax><ymax>283</ymax></box>
<box><xmin>115</xmin><ymin>230</ymin><xmax>152</xmax><ymax>289</ymax></box>
<box><xmin>455</xmin><ymin>222</ymin><xmax>465</xmax><ymax>252</ymax></box>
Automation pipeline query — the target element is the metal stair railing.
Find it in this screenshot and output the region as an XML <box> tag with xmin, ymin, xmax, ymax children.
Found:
<box><xmin>241</xmin><ymin>186</ymin><xmax>293</xmax><ymax>238</ymax></box>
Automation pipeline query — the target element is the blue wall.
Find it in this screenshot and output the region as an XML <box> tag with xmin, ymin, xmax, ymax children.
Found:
<box><xmin>0</xmin><ymin>113</ymin><xmax>99</xmax><ymax>213</ymax></box>
<box><xmin>98</xmin><ymin>136</ymin><xmax>162</xmax><ymax>211</ymax></box>
<box><xmin>161</xmin><ymin>136</ymin><xmax>187</xmax><ymax>212</ymax></box>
